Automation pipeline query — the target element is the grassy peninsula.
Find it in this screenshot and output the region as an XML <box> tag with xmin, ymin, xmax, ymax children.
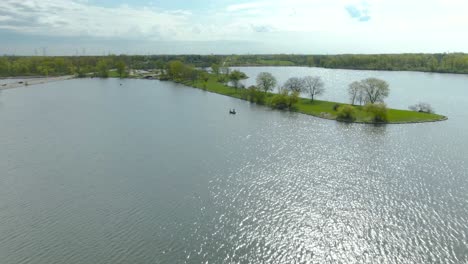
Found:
<box><xmin>174</xmin><ymin>74</ymin><xmax>446</xmax><ymax>124</ymax></box>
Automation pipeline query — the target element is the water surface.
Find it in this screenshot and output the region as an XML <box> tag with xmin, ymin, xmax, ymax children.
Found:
<box><xmin>0</xmin><ymin>70</ymin><xmax>467</xmax><ymax>263</ymax></box>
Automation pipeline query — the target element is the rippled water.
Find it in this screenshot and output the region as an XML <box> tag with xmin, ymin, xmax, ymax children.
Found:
<box><xmin>0</xmin><ymin>70</ymin><xmax>467</xmax><ymax>263</ymax></box>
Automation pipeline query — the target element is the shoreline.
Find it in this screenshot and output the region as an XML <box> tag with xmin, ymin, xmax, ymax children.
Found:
<box><xmin>0</xmin><ymin>75</ymin><xmax>75</xmax><ymax>90</ymax></box>
<box><xmin>169</xmin><ymin>77</ymin><xmax>447</xmax><ymax>125</ymax></box>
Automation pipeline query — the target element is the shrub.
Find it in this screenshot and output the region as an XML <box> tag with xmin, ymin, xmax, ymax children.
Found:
<box><xmin>288</xmin><ymin>91</ymin><xmax>300</xmax><ymax>109</ymax></box>
<box><xmin>270</xmin><ymin>90</ymin><xmax>290</xmax><ymax>110</ymax></box>
<box><xmin>247</xmin><ymin>86</ymin><xmax>266</xmax><ymax>104</ymax></box>
<box><xmin>333</xmin><ymin>104</ymin><xmax>340</xmax><ymax>111</ymax></box>
<box><xmin>270</xmin><ymin>90</ymin><xmax>300</xmax><ymax>110</ymax></box>
<box><xmin>364</xmin><ymin>103</ymin><xmax>388</xmax><ymax>123</ymax></box>
<box><xmin>336</xmin><ymin>105</ymin><xmax>356</xmax><ymax>121</ymax></box>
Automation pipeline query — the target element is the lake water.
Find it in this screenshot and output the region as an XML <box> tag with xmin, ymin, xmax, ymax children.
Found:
<box><xmin>0</xmin><ymin>68</ymin><xmax>467</xmax><ymax>263</ymax></box>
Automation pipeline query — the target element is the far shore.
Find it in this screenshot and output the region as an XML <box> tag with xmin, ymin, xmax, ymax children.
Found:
<box><xmin>0</xmin><ymin>75</ymin><xmax>75</xmax><ymax>90</ymax></box>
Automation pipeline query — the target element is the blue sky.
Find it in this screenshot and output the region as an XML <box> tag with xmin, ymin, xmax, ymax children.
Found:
<box><xmin>1</xmin><ymin>0</ymin><xmax>467</xmax><ymax>55</ymax></box>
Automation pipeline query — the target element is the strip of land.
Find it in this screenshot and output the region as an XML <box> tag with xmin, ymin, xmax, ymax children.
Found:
<box><xmin>0</xmin><ymin>76</ymin><xmax>75</xmax><ymax>90</ymax></box>
<box><xmin>175</xmin><ymin>75</ymin><xmax>447</xmax><ymax>124</ymax></box>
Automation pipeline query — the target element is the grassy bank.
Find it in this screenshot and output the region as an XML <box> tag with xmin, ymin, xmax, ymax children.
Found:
<box><xmin>176</xmin><ymin>75</ymin><xmax>446</xmax><ymax>124</ymax></box>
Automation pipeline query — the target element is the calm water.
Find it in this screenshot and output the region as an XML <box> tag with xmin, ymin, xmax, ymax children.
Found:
<box><xmin>0</xmin><ymin>68</ymin><xmax>467</xmax><ymax>264</ymax></box>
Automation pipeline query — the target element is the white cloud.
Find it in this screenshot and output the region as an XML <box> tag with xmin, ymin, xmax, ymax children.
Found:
<box><xmin>226</xmin><ymin>2</ymin><xmax>269</xmax><ymax>12</ymax></box>
<box><xmin>0</xmin><ymin>0</ymin><xmax>194</xmax><ymax>40</ymax></box>
<box><xmin>1</xmin><ymin>0</ymin><xmax>468</xmax><ymax>54</ymax></box>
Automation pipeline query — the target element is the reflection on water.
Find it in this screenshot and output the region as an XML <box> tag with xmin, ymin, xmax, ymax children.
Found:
<box><xmin>0</xmin><ymin>76</ymin><xmax>467</xmax><ymax>264</ymax></box>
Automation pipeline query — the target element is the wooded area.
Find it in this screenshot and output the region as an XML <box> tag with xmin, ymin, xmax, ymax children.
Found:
<box><xmin>2</xmin><ymin>53</ymin><xmax>468</xmax><ymax>77</ymax></box>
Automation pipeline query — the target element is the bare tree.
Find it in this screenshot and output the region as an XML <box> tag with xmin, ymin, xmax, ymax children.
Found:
<box><xmin>256</xmin><ymin>72</ymin><xmax>277</xmax><ymax>93</ymax></box>
<box><xmin>282</xmin><ymin>77</ymin><xmax>305</xmax><ymax>93</ymax></box>
<box><xmin>303</xmin><ymin>76</ymin><xmax>325</xmax><ymax>101</ymax></box>
<box><xmin>360</xmin><ymin>78</ymin><xmax>390</xmax><ymax>104</ymax></box>
<box><xmin>349</xmin><ymin>79</ymin><xmax>389</xmax><ymax>105</ymax></box>
<box><xmin>348</xmin><ymin>81</ymin><xmax>361</xmax><ymax>105</ymax></box>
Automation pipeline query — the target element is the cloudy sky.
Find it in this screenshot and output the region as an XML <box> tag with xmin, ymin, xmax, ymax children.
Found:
<box><xmin>1</xmin><ymin>0</ymin><xmax>467</xmax><ymax>55</ymax></box>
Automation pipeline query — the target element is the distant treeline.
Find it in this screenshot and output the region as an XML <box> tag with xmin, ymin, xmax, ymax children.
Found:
<box><xmin>225</xmin><ymin>53</ymin><xmax>468</xmax><ymax>73</ymax></box>
<box><xmin>2</xmin><ymin>53</ymin><xmax>468</xmax><ymax>77</ymax></box>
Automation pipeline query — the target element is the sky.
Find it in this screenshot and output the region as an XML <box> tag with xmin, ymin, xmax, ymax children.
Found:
<box><xmin>1</xmin><ymin>0</ymin><xmax>468</xmax><ymax>55</ymax></box>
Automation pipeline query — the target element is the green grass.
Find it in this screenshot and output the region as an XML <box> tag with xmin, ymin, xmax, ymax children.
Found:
<box><xmin>176</xmin><ymin>75</ymin><xmax>446</xmax><ymax>124</ymax></box>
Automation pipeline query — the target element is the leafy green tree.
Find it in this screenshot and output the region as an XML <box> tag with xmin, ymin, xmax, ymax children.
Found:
<box><xmin>96</xmin><ymin>59</ymin><xmax>109</xmax><ymax>78</ymax></box>
<box><xmin>116</xmin><ymin>61</ymin><xmax>127</xmax><ymax>78</ymax></box>
<box><xmin>155</xmin><ymin>60</ymin><xmax>166</xmax><ymax>76</ymax></box>
<box><xmin>229</xmin><ymin>70</ymin><xmax>247</xmax><ymax>89</ymax></box>
<box><xmin>0</xmin><ymin>58</ymin><xmax>10</xmax><ymax>76</ymax></box>
<box><xmin>211</xmin><ymin>63</ymin><xmax>220</xmax><ymax>76</ymax></box>
<box><xmin>198</xmin><ymin>71</ymin><xmax>209</xmax><ymax>89</ymax></box>
<box><xmin>256</xmin><ymin>72</ymin><xmax>277</xmax><ymax>93</ymax></box>
<box><xmin>167</xmin><ymin>60</ymin><xmax>185</xmax><ymax>80</ymax></box>
<box><xmin>40</xmin><ymin>66</ymin><xmax>50</xmax><ymax>76</ymax></box>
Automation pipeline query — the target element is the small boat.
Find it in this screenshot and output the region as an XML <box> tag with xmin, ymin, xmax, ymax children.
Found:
<box><xmin>229</xmin><ymin>109</ymin><xmax>236</xmax><ymax>115</ymax></box>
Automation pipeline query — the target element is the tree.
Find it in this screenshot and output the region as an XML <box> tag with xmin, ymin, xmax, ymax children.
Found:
<box><xmin>306</xmin><ymin>56</ymin><xmax>315</xmax><ymax>67</ymax></box>
<box><xmin>199</xmin><ymin>71</ymin><xmax>209</xmax><ymax>82</ymax></box>
<box><xmin>96</xmin><ymin>59</ymin><xmax>109</xmax><ymax>78</ymax></box>
<box><xmin>283</xmin><ymin>77</ymin><xmax>305</xmax><ymax>93</ymax></box>
<box><xmin>211</xmin><ymin>63</ymin><xmax>220</xmax><ymax>76</ymax></box>
<box><xmin>348</xmin><ymin>81</ymin><xmax>361</xmax><ymax>105</ymax></box>
<box><xmin>219</xmin><ymin>66</ymin><xmax>230</xmax><ymax>84</ymax></box>
<box><xmin>155</xmin><ymin>60</ymin><xmax>166</xmax><ymax>75</ymax></box>
<box><xmin>167</xmin><ymin>60</ymin><xmax>185</xmax><ymax>80</ymax></box>
<box><xmin>229</xmin><ymin>70</ymin><xmax>247</xmax><ymax>89</ymax></box>
<box><xmin>187</xmin><ymin>68</ymin><xmax>199</xmax><ymax>83</ymax></box>
<box><xmin>360</xmin><ymin>78</ymin><xmax>390</xmax><ymax>104</ymax></box>
<box><xmin>116</xmin><ymin>61</ymin><xmax>127</xmax><ymax>78</ymax></box>
<box><xmin>199</xmin><ymin>71</ymin><xmax>209</xmax><ymax>89</ymax></box>
<box><xmin>256</xmin><ymin>72</ymin><xmax>277</xmax><ymax>93</ymax></box>
<box><xmin>302</xmin><ymin>76</ymin><xmax>325</xmax><ymax>101</ymax></box>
